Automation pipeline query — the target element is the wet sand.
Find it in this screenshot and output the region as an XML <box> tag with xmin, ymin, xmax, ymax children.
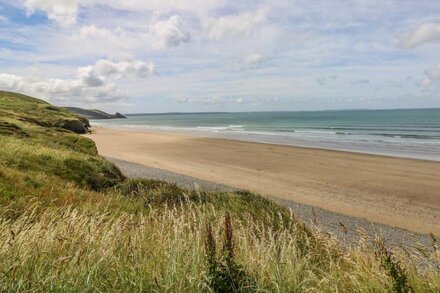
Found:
<box><xmin>90</xmin><ymin>126</ymin><xmax>440</xmax><ymax>235</ymax></box>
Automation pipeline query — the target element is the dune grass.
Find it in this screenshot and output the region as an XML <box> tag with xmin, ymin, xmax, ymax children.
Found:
<box><xmin>0</xmin><ymin>194</ymin><xmax>439</xmax><ymax>292</ymax></box>
<box><xmin>0</xmin><ymin>91</ymin><xmax>439</xmax><ymax>292</ymax></box>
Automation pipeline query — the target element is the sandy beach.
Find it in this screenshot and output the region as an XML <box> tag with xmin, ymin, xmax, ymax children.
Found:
<box><xmin>90</xmin><ymin>126</ymin><xmax>440</xmax><ymax>235</ymax></box>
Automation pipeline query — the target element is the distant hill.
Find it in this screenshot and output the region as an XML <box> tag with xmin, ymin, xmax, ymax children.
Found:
<box><xmin>63</xmin><ymin>107</ymin><xmax>127</xmax><ymax>120</ymax></box>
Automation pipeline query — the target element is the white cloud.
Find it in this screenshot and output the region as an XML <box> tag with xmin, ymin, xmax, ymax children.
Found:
<box><xmin>33</xmin><ymin>78</ymin><xmax>84</xmax><ymax>97</ymax></box>
<box><xmin>78</xmin><ymin>66</ymin><xmax>105</xmax><ymax>87</ymax></box>
<box><xmin>0</xmin><ymin>73</ymin><xmax>26</xmax><ymax>90</ymax></box>
<box><xmin>22</xmin><ymin>0</ymin><xmax>84</xmax><ymax>26</ymax></box>
<box><xmin>77</xmin><ymin>17</ymin><xmax>190</xmax><ymax>51</ymax></box>
<box><xmin>422</xmin><ymin>64</ymin><xmax>440</xmax><ymax>87</ymax></box>
<box><xmin>91</xmin><ymin>59</ymin><xmax>157</xmax><ymax>79</ymax></box>
<box><xmin>79</xmin><ymin>25</ymin><xmax>114</xmax><ymax>39</ymax></box>
<box><xmin>0</xmin><ymin>72</ymin><xmax>121</xmax><ymax>102</ymax></box>
<box><xmin>75</xmin><ymin>59</ymin><xmax>156</xmax><ymax>88</ymax></box>
<box><xmin>398</xmin><ymin>22</ymin><xmax>440</xmax><ymax>48</ymax></box>
<box><xmin>150</xmin><ymin>15</ymin><xmax>191</xmax><ymax>48</ymax></box>
<box><xmin>94</xmin><ymin>0</ymin><xmax>224</xmax><ymax>16</ymax></box>
<box><xmin>0</xmin><ymin>59</ymin><xmax>155</xmax><ymax>103</ymax></box>
<box><xmin>203</xmin><ymin>8</ymin><xmax>267</xmax><ymax>40</ymax></box>
<box><xmin>244</xmin><ymin>53</ymin><xmax>265</xmax><ymax>65</ymax></box>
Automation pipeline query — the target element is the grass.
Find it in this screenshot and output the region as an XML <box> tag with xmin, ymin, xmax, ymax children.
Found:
<box><xmin>0</xmin><ymin>91</ymin><xmax>439</xmax><ymax>292</ymax></box>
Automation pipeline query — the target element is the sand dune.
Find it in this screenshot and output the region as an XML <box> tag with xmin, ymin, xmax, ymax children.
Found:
<box><xmin>90</xmin><ymin>127</ymin><xmax>440</xmax><ymax>235</ymax></box>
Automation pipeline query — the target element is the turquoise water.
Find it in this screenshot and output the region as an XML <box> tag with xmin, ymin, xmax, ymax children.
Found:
<box><xmin>93</xmin><ymin>109</ymin><xmax>440</xmax><ymax>161</ymax></box>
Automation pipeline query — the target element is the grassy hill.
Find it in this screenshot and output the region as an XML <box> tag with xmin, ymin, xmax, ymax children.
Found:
<box><xmin>63</xmin><ymin>106</ymin><xmax>126</xmax><ymax>119</ymax></box>
<box><xmin>0</xmin><ymin>91</ymin><xmax>439</xmax><ymax>292</ymax></box>
<box><xmin>0</xmin><ymin>91</ymin><xmax>91</xmax><ymax>134</ymax></box>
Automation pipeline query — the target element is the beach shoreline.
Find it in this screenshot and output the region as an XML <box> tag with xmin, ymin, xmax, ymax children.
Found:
<box><xmin>92</xmin><ymin>122</ymin><xmax>440</xmax><ymax>162</ymax></box>
<box><xmin>90</xmin><ymin>126</ymin><xmax>440</xmax><ymax>235</ymax></box>
<box><xmin>90</xmin><ymin>108</ymin><xmax>440</xmax><ymax>162</ymax></box>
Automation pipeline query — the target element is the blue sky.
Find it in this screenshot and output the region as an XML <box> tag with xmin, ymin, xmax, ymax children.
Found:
<box><xmin>0</xmin><ymin>0</ymin><xmax>440</xmax><ymax>113</ymax></box>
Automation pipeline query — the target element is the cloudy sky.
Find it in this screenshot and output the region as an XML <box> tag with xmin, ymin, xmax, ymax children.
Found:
<box><xmin>0</xmin><ymin>0</ymin><xmax>440</xmax><ymax>113</ymax></box>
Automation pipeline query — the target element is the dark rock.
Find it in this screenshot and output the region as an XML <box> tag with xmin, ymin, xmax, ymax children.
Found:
<box><xmin>113</xmin><ymin>112</ymin><xmax>127</xmax><ymax>119</ymax></box>
<box><xmin>60</xmin><ymin>120</ymin><xmax>89</xmax><ymax>134</ymax></box>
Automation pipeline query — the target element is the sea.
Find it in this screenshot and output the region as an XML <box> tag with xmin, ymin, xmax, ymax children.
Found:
<box><xmin>93</xmin><ymin>108</ymin><xmax>440</xmax><ymax>161</ymax></box>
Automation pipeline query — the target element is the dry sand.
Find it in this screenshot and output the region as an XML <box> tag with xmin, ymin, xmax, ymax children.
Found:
<box><xmin>90</xmin><ymin>126</ymin><xmax>440</xmax><ymax>235</ymax></box>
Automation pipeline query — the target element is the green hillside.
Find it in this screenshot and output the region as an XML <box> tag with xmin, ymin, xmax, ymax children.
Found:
<box><xmin>0</xmin><ymin>91</ymin><xmax>438</xmax><ymax>292</ymax></box>
<box><xmin>63</xmin><ymin>106</ymin><xmax>127</xmax><ymax>119</ymax></box>
<box><xmin>0</xmin><ymin>91</ymin><xmax>91</xmax><ymax>134</ymax></box>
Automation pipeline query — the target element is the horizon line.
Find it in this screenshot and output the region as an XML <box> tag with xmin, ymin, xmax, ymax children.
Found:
<box><xmin>123</xmin><ymin>107</ymin><xmax>440</xmax><ymax>116</ymax></box>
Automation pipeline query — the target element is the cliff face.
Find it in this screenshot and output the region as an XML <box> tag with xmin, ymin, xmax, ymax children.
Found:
<box><xmin>63</xmin><ymin>107</ymin><xmax>127</xmax><ymax>120</ymax></box>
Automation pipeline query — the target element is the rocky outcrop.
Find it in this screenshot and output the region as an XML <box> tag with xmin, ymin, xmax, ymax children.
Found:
<box><xmin>60</xmin><ymin>120</ymin><xmax>90</xmax><ymax>134</ymax></box>
<box><xmin>114</xmin><ymin>112</ymin><xmax>127</xmax><ymax>119</ymax></box>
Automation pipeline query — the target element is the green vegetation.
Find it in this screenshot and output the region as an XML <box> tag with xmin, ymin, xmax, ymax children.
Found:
<box><xmin>0</xmin><ymin>91</ymin><xmax>91</xmax><ymax>134</ymax></box>
<box><xmin>0</xmin><ymin>91</ymin><xmax>439</xmax><ymax>292</ymax></box>
<box><xmin>63</xmin><ymin>106</ymin><xmax>127</xmax><ymax>119</ymax></box>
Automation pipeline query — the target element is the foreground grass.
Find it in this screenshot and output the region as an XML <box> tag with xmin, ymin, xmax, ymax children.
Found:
<box><xmin>0</xmin><ymin>194</ymin><xmax>439</xmax><ymax>292</ymax></box>
<box><xmin>0</xmin><ymin>91</ymin><xmax>439</xmax><ymax>292</ymax></box>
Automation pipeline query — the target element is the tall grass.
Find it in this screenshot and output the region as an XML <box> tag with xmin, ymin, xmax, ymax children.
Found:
<box><xmin>0</xmin><ymin>199</ymin><xmax>439</xmax><ymax>292</ymax></box>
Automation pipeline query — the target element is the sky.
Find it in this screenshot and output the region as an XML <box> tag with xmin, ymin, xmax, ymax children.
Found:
<box><xmin>0</xmin><ymin>0</ymin><xmax>440</xmax><ymax>113</ymax></box>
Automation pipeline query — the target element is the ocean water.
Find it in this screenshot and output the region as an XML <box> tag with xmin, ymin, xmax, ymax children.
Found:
<box><xmin>93</xmin><ymin>109</ymin><xmax>440</xmax><ymax>161</ymax></box>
